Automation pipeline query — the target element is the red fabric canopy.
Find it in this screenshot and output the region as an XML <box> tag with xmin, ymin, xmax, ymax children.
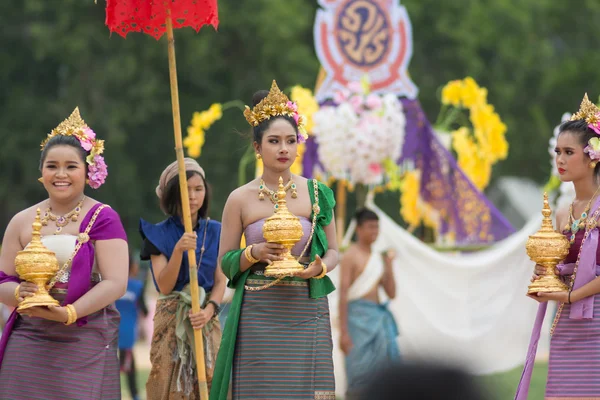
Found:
<box><xmin>106</xmin><ymin>0</ymin><xmax>218</xmax><ymax>40</ymax></box>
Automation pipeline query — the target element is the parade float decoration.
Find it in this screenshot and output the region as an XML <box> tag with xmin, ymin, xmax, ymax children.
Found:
<box><xmin>303</xmin><ymin>0</ymin><xmax>514</xmax><ymax>245</ymax></box>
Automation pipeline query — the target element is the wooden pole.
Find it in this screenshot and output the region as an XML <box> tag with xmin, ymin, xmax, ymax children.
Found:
<box><xmin>166</xmin><ymin>12</ymin><xmax>209</xmax><ymax>400</ymax></box>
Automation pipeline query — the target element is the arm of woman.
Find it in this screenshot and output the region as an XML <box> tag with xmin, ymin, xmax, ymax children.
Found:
<box><xmin>321</xmin><ymin>209</ymin><xmax>339</xmax><ymax>273</ymax></box>
<box><xmin>189</xmin><ymin>264</ymin><xmax>227</xmax><ymax>330</ymax></box>
<box><xmin>296</xmin><ymin>210</ymin><xmax>339</xmax><ymax>279</ymax></box>
<box><xmin>219</xmin><ymin>191</ymin><xmax>254</xmax><ymax>275</ymax></box>
<box><xmin>69</xmin><ymin>238</ymin><xmax>129</xmax><ymax>317</ymax></box>
<box><xmin>149</xmin><ymin>231</ymin><xmax>197</xmax><ymax>295</ymax></box>
<box><xmin>209</xmin><ymin>265</ymin><xmax>226</xmax><ymax>305</ymax></box>
<box><xmin>0</xmin><ymin>213</ymin><xmax>24</xmax><ymax>307</ymax></box>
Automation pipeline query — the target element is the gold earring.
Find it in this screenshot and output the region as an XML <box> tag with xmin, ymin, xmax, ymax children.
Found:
<box><xmin>591</xmin><ymin>161</ymin><xmax>598</xmax><ymax>169</ymax></box>
<box><xmin>86</xmin><ymin>179</ymin><xmax>90</xmax><ymax>184</ymax></box>
<box><xmin>256</xmin><ymin>153</ymin><xmax>262</xmax><ymax>160</ymax></box>
<box><xmin>38</xmin><ymin>177</ymin><xmax>43</xmax><ymax>183</ymax></box>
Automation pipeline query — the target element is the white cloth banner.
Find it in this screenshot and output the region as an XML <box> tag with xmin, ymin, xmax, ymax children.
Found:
<box><xmin>328</xmin><ymin>200</ymin><xmax>551</xmax><ymax>396</ymax></box>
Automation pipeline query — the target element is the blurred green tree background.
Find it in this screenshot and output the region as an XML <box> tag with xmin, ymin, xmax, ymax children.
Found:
<box><xmin>2</xmin><ymin>0</ymin><xmax>599</xmax><ymax>247</ymax></box>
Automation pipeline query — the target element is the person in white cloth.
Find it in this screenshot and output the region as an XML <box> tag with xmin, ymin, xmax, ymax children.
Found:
<box><xmin>338</xmin><ymin>208</ymin><xmax>400</xmax><ymax>399</ymax></box>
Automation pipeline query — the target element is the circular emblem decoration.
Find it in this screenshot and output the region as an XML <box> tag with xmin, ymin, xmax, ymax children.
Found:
<box><xmin>314</xmin><ymin>0</ymin><xmax>418</xmax><ymax>101</ymax></box>
<box><xmin>336</xmin><ymin>0</ymin><xmax>390</xmax><ymax>67</ymax></box>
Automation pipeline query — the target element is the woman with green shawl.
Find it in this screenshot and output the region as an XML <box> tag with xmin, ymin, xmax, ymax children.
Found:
<box><xmin>210</xmin><ymin>81</ymin><xmax>339</xmax><ymax>400</ymax></box>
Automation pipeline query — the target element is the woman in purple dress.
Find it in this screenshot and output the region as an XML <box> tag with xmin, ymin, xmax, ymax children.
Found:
<box><xmin>517</xmin><ymin>95</ymin><xmax>600</xmax><ymax>399</ymax></box>
<box><xmin>0</xmin><ymin>108</ymin><xmax>129</xmax><ymax>400</ymax></box>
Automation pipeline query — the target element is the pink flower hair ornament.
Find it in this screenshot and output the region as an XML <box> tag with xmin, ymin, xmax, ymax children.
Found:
<box><xmin>584</xmin><ymin>137</ymin><xmax>600</xmax><ymax>163</ymax></box>
<box><xmin>40</xmin><ymin>107</ymin><xmax>107</xmax><ymax>189</ymax></box>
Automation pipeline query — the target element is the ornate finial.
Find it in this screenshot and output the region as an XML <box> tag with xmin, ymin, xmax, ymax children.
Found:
<box><xmin>31</xmin><ymin>208</ymin><xmax>43</xmax><ymax>243</ymax></box>
<box><xmin>275</xmin><ymin>176</ymin><xmax>288</xmax><ymax>210</ymax></box>
<box><xmin>539</xmin><ymin>192</ymin><xmax>554</xmax><ymax>231</ymax></box>
<box><xmin>570</xmin><ymin>93</ymin><xmax>600</xmax><ymax>125</ymax></box>
<box><xmin>542</xmin><ymin>192</ymin><xmax>550</xmax><ymax>217</ymax></box>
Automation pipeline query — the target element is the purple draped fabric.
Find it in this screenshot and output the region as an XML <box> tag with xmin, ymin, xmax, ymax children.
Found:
<box><xmin>0</xmin><ymin>203</ymin><xmax>127</xmax><ymax>368</ymax></box>
<box><xmin>302</xmin><ymin>98</ymin><xmax>514</xmax><ymax>244</ymax></box>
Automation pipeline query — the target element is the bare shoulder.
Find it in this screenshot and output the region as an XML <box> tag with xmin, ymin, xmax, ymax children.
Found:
<box><xmin>293</xmin><ymin>175</ymin><xmax>309</xmax><ymax>186</ymax></box>
<box><xmin>226</xmin><ymin>184</ymin><xmax>251</xmax><ymax>205</ymax></box>
<box><xmin>2</xmin><ymin>202</ymin><xmax>46</xmax><ymax>247</ymax></box>
<box><xmin>555</xmin><ymin>206</ymin><xmax>569</xmax><ymax>231</ymax></box>
<box><xmin>11</xmin><ymin>201</ymin><xmax>47</xmax><ymax>226</ymax></box>
<box><xmin>223</xmin><ymin>182</ymin><xmax>257</xmax><ymax>217</ymax></box>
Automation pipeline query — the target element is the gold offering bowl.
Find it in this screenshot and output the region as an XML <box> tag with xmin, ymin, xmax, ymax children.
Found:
<box><xmin>14</xmin><ymin>209</ymin><xmax>60</xmax><ymax>310</ymax></box>
<box><xmin>262</xmin><ymin>177</ymin><xmax>305</xmax><ymax>278</ymax></box>
<box><xmin>526</xmin><ymin>193</ymin><xmax>570</xmax><ymax>294</ymax></box>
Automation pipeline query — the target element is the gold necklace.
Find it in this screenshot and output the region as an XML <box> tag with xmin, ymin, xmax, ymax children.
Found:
<box><xmin>41</xmin><ymin>196</ymin><xmax>86</xmax><ymax>235</ymax></box>
<box><xmin>258</xmin><ymin>178</ymin><xmax>297</xmax><ymax>203</ymax></box>
<box><xmin>564</xmin><ymin>185</ymin><xmax>600</xmax><ymax>244</ymax></box>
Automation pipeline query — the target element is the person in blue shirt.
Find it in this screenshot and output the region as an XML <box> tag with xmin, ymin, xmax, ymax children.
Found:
<box><xmin>140</xmin><ymin>158</ymin><xmax>225</xmax><ymax>399</ymax></box>
<box><xmin>115</xmin><ymin>254</ymin><xmax>145</xmax><ymax>400</ymax></box>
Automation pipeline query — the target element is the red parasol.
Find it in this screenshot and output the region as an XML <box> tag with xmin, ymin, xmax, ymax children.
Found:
<box><xmin>105</xmin><ymin>1</ymin><xmax>218</xmax><ymax>399</ymax></box>
<box><xmin>106</xmin><ymin>0</ymin><xmax>218</xmax><ymax>40</ymax></box>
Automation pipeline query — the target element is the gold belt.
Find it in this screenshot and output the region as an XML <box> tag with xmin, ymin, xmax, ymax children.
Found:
<box><xmin>49</xmin><ymin>272</ymin><xmax>102</xmax><ymax>294</ymax></box>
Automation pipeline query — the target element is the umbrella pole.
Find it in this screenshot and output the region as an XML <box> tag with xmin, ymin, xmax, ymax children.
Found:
<box><xmin>165</xmin><ymin>12</ymin><xmax>209</xmax><ymax>400</ymax></box>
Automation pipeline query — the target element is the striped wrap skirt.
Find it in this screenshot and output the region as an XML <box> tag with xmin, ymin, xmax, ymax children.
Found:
<box><xmin>546</xmin><ymin>292</ymin><xmax>600</xmax><ymax>399</ymax></box>
<box><xmin>232</xmin><ymin>275</ymin><xmax>335</xmax><ymax>400</ymax></box>
<box><xmin>0</xmin><ymin>290</ymin><xmax>120</xmax><ymax>400</ymax></box>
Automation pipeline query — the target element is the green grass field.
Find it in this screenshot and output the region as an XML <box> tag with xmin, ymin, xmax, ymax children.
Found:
<box><xmin>479</xmin><ymin>362</ymin><xmax>548</xmax><ymax>399</ymax></box>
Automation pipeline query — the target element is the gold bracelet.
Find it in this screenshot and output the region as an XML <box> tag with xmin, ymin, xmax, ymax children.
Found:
<box><xmin>313</xmin><ymin>262</ymin><xmax>328</xmax><ymax>280</ymax></box>
<box><xmin>14</xmin><ymin>284</ymin><xmax>21</xmax><ymax>302</ymax></box>
<box><xmin>64</xmin><ymin>306</ymin><xmax>73</xmax><ymax>325</ymax></box>
<box><xmin>64</xmin><ymin>304</ymin><xmax>77</xmax><ymax>325</ymax></box>
<box><xmin>244</xmin><ymin>245</ymin><xmax>260</xmax><ymax>264</ymax></box>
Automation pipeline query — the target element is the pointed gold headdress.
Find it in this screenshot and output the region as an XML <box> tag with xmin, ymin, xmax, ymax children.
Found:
<box><xmin>243</xmin><ymin>80</ymin><xmax>307</xmax><ymax>139</ymax></box>
<box><xmin>570</xmin><ymin>93</ymin><xmax>600</xmax><ymax>125</ymax></box>
<box><xmin>39</xmin><ymin>107</ymin><xmax>108</xmax><ymax>189</ymax></box>
<box><xmin>40</xmin><ymin>107</ymin><xmax>104</xmax><ymax>153</ymax></box>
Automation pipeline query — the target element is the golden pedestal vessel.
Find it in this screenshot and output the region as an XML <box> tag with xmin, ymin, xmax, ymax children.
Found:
<box><xmin>14</xmin><ymin>209</ymin><xmax>60</xmax><ymax>311</ymax></box>
<box><xmin>263</xmin><ymin>177</ymin><xmax>305</xmax><ymax>278</ymax></box>
<box><xmin>526</xmin><ymin>193</ymin><xmax>570</xmax><ymax>294</ymax></box>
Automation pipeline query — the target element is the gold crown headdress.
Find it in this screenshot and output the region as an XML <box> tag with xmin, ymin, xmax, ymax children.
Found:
<box><xmin>41</xmin><ymin>108</ymin><xmax>104</xmax><ymax>155</ymax></box>
<box><xmin>40</xmin><ymin>107</ymin><xmax>107</xmax><ymax>189</ymax></box>
<box><xmin>570</xmin><ymin>93</ymin><xmax>600</xmax><ymax>126</ymax></box>
<box><xmin>243</xmin><ymin>80</ymin><xmax>307</xmax><ymax>140</ymax></box>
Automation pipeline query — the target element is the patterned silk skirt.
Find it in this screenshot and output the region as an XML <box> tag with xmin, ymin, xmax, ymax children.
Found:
<box><xmin>146</xmin><ymin>296</ymin><xmax>222</xmax><ymax>400</ymax></box>
<box><xmin>0</xmin><ymin>291</ymin><xmax>120</xmax><ymax>400</ymax></box>
<box><xmin>233</xmin><ymin>275</ymin><xmax>335</xmax><ymax>400</ymax></box>
<box><xmin>546</xmin><ymin>293</ymin><xmax>600</xmax><ymax>399</ymax></box>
